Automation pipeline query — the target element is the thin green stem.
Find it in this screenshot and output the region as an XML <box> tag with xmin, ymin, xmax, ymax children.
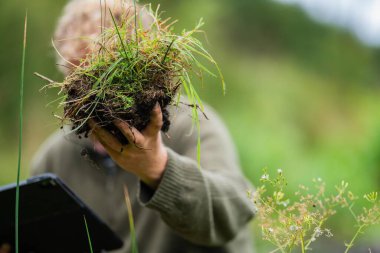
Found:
<box><xmin>304</xmin><ymin>219</ymin><xmax>325</xmax><ymax>249</ymax></box>
<box><xmin>273</xmin><ymin>237</ymin><xmax>286</xmax><ymax>253</ymax></box>
<box><xmin>269</xmin><ymin>245</ymin><xmax>286</xmax><ymax>253</ymax></box>
<box><xmin>109</xmin><ymin>8</ymin><xmax>130</xmax><ymax>59</ymax></box>
<box><xmin>300</xmin><ymin>234</ymin><xmax>305</xmax><ymax>253</ymax></box>
<box><xmin>344</xmin><ymin>224</ymin><xmax>366</xmax><ymax>253</ymax></box>
<box><xmin>266</xmin><ymin>235</ymin><xmax>286</xmax><ymax>253</ymax></box>
<box><xmin>124</xmin><ymin>186</ymin><xmax>139</xmax><ymax>253</ymax></box>
<box><xmin>287</xmin><ymin>236</ymin><xmax>297</xmax><ymax>253</ymax></box>
<box><xmin>15</xmin><ymin>13</ymin><xmax>27</xmax><ymax>253</ymax></box>
<box><xmin>83</xmin><ymin>215</ymin><xmax>94</xmax><ymax>253</ymax></box>
<box><xmin>162</xmin><ymin>38</ymin><xmax>176</xmax><ymax>64</ymax></box>
<box><xmin>348</xmin><ymin>204</ymin><xmax>358</xmax><ymax>222</ymax></box>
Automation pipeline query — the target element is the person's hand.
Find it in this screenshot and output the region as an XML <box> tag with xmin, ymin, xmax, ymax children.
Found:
<box><xmin>0</xmin><ymin>243</ymin><xmax>11</xmax><ymax>253</ymax></box>
<box><xmin>89</xmin><ymin>103</ymin><xmax>168</xmax><ymax>189</ymax></box>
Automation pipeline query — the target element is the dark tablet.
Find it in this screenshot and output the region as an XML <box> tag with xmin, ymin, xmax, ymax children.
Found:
<box><xmin>0</xmin><ymin>173</ymin><xmax>123</xmax><ymax>253</ymax></box>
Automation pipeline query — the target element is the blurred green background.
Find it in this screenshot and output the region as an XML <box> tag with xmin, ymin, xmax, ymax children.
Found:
<box><xmin>1</xmin><ymin>0</ymin><xmax>380</xmax><ymax>251</ymax></box>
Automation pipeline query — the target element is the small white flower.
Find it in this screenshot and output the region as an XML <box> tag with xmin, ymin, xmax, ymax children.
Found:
<box><xmin>289</xmin><ymin>225</ymin><xmax>299</xmax><ymax>232</ymax></box>
<box><xmin>324</xmin><ymin>229</ymin><xmax>333</xmax><ymax>237</ymax></box>
<box><xmin>268</xmin><ymin>228</ymin><xmax>274</xmax><ymax>233</ymax></box>
<box><xmin>261</xmin><ymin>174</ymin><xmax>269</xmax><ymax>180</ymax></box>
<box><xmin>314</xmin><ymin>227</ymin><xmax>323</xmax><ymax>237</ymax></box>
<box><xmin>280</xmin><ymin>199</ymin><xmax>289</xmax><ymax>207</ymax></box>
<box><xmin>277</xmin><ymin>168</ymin><xmax>283</xmax><ymax>174</ymax></box>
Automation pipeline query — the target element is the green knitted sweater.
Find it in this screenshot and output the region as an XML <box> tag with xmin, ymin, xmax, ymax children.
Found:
<box><xmin>31</xmin><ymin>102</ymin><xmax>255</xmax><ymax>253</ymax></box>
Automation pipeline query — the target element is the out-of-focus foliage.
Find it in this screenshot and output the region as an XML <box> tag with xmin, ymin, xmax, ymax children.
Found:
<box><xmin>220</xmin><ymin>0</ymin><xmax>380</xmax><ymax>84</ymax></box>
<box><xmin>1</xmin><ymin>0</ymin><xmax>380</xmax><ymax>250</ymax></box>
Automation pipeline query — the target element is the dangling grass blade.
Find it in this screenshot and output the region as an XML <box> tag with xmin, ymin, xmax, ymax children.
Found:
<box><xmin>51</xmin><ymin>39</ymin><xmax>77</xmax><ymax>68</ymax></box>
<box><xmin>188</xmin><ymin>77</ymin><xmax>202</xmax><ymax>167</ymax></box>
<box><xmin>15</xmin><ymin>12</ymin><xmax>27</xmax><ymax>253</ymax></box>
<box><xmin>83</xmin><ymin>215</ymin><xmax>94</xmax><ymax>253</ymax></box>
<box><xmin>177</xmin><ymin>37</ymin><xmax>226</xmax><ymax>94</ymax></box>
<box><xmin>190</xmin><ymin>83</ymin><xmax>205</xmax><ymax>112</ymax></box>
<box><xmin>179</xmin><ymin>72</ymin><xmax>202</xmax><ymax>166</ymax></box>
<box><xmin>124</xmin><ymin>185</ymin><xmax>138</xmax><ymax>253</ymax></box>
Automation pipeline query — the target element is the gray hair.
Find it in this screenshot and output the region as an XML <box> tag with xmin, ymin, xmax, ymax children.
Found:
<box><xmin>54</xmin><ymin>0</ymin><xmax>151</xmax><ymax>74</ymax></box>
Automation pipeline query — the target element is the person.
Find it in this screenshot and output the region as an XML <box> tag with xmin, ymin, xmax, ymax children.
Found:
<box><xmin>31</xmin><ymin>0</ymin><xmax>255</xmax><ymax>252</ymax></box>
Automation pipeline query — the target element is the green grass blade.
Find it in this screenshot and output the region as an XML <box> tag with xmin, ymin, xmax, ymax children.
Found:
<box><xmin>15</xmin><ymin>13</ymin><xmax>27</xmax><ymax>253</ymax></box>
<box><xmin>109</xmin><ymin>8</ymin><xmax>130</xmax><ymax>59</ymax></box>
<box><xmin>124</xmin><ymin>186</ymin><xmax>139</xmax><ymax>253</ymax></box>
<box><xmin>83</xmin><ymin>215</ymin><xmax>94</xmax><ymax>253</ymax></box>
<box><xmin>92</xmin><ymin>57</ymin><xmax>123</xmax><ymax>89</ymax></box>
<box><xmin>177</xmin><ymin>38</ymin><xmax>226</xmax><ymax>94</ymax></box>
<box><xmin>161</xmin><ymin>38</ymin><xmax>176</xmax><ymax>64</ymax></box>
<box><xmin>180</xmin><ymin>72</ymin><xmax>202</xmax><ymax>166</ymax></box>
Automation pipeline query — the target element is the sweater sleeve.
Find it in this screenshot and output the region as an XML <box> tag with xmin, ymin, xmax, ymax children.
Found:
<box><xmin>138</xmin><ymin>105</ymin><xmax>255</xmax><ymax>246</ymax></box>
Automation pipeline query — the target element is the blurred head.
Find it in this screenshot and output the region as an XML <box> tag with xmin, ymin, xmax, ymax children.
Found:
<box><xmin>54</xmin><ymin>0</ymin><xmax>152</xmax><ymax>75</ymax></box>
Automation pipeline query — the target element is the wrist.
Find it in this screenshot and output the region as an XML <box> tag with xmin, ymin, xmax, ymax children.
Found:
<box><xmin>141</xmin><ymin>147</ymin><xmax>168</xmax><ymax>189</ymax></box>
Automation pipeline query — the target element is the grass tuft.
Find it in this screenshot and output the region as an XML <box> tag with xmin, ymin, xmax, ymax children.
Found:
<box><xmin>40</xmin><ymin>4</ymin><xmax>224</xmax><ymax>164</ymax></box>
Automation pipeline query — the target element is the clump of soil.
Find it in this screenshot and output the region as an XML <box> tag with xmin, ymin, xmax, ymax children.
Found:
<box><xmin>63</xmin><ymin>46</ymin><xmax>180</xmax><ymax>144</ymax></box>
<box><xmin>41</xmin><ymin>5</ymin><xmax>225</xmax><ymax>146</ymax></box>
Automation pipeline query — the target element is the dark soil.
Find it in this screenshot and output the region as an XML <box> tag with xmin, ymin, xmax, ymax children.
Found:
<box><xmin>64</xmin><ymin>69</ymin><xmax>179</xmax><ymax>145</ymax></box>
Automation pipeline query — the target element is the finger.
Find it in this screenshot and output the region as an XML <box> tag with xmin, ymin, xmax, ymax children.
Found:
<box><xmin>88</xmin><ymin>119</ymin><xmax>122</xmax><ymax>152</ymax></box>
<box><xmin>93</xmin><ymin>130</ymin><xmax>121</xmax><ymax>153</ymax></box>
<box><xmin>142</xmin><ymin>103</ymin><xmax>163</xmax><ymax>137</ymax></box>
<box><xmin>114</xmin><ymin>119</ymin><xmax>144</xmax><ymax>145</ymax></box>
<box><xmin>102</xmin><ymin>142</ymin><xmax>124</xmax><ymax>160</ymax></box>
